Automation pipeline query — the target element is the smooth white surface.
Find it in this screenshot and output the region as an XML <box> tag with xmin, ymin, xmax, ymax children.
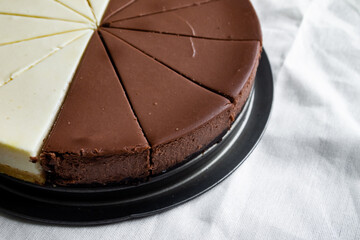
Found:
<box><xmin>0</xmin><ymin>30</ymin><xmax>93</xmax><ymax>176</ymax></box>
<box><xmin>0</xmin><ymin>0</ymin><xmax>91</xmax><ymax>23</ymax></box>
<box><xmin>88</xmin><ymin>0</ymin><xmax>110</xmax><ymax>24</ymax></box>
<box><xmin>56</xmin><ymin>0</ymin><xmax>96</xmax><ymax>23</ymax></box>
<box><xmin>1</xmin><ymin>0</ymin><xmax>360</xmax><ymax>239</ymax></box>
<box><xmin>0</xmin><ymin>30</ymin><xmax>89</xmax><ymax>87</ymax></box>
<box><xmin>0</xmin><ymin>15</ymin><xmax>91</xmax><ymax>45</ymax></box>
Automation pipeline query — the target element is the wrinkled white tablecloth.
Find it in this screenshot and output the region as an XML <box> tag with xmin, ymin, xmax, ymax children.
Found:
<box><xmin>1</xmin><ymin>0</ymin><xmax>360</xmax><ymax>239</ymax></box>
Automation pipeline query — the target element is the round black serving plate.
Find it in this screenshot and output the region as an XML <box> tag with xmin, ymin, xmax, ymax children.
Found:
<box><xmin>0</xmin><ymin>50</ymin><xmax>273</xmax><ymax>226</ymax></box>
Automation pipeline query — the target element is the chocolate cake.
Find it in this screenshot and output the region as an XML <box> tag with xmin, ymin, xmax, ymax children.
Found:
<box><xmin>40</xmin><ymin>32</ymin><xmax>150</xmax><ymax>185</ymax></box>
<box><xmin>0</xmin><ymin>0</ymin><xmax>262</xmax><ymax>186</ymax></box>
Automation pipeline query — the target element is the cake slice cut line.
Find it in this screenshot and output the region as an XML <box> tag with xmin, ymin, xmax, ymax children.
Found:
<box><xmin>54</xmin><ymin>0</ymin><xmax>96</xmax><ymax>24</ymax></box>
<box><xmin>102</xmin><ymin>28</ymin><xmax>259</xmax><ymax>103</ymax></box>
<box><xmin>87</xmin><ymin>0</ymin><xmax>110</xmax><ymax>25</ymax></box>
<box><xmin>85</xmin><ymin>0</ymin><xmax>99</xmax><ymax>25</ymax></box>
<box><xmin>0</xmin><ymin>14</ymin><xmax>93</xmax><ymax>46</ymax></box>
<box><xmin>98</xmin><ymin>29</ymin><xmax>156</xmax><ymax>175</ymax></box>
<box><xmin>106</xmin><ymin>27</ymin><xmax>261</xmax><ymax>42</ymax></box>
<box><xmin>98</xmin><ymin>30</ymin><xmax>152</xmax><ymax>147</ymax></box>
<box><xmin>0</xmin><ymin>12</ymin><xmax>92</xmax><ymax>24</ymax></box>
<box><xmin>0</xmin><ymin>31</ymin><xmax>92</xmax><ymax>88</ymax></box>
<box><xmin>103</xmin><ymin>0</ymin><xmax>219</xmax><ymax>24</ymax></box>
<box><xmin>0</xmin><ymin>28</ymin><xmax>92</xmax><ymax>47</ymax></box>
<box><xmin>102</xmin><ymin>0</ymin><xmax>136</xmax><ymax>23</ymax></box>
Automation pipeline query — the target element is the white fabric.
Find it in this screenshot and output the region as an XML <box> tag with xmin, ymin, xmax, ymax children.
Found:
<box><xmin>1</xmin><ymin>0</ymin><xmax>360</xmax><ymax>239</ymax></box>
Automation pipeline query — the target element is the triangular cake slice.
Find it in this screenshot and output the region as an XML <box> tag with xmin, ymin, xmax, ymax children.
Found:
<box><xmin>40</xmin><ymin>32</ymin><xmax>150</xmax><ymax>185</ymax></box>
<box><xmin>109</xmin><ymin>0</ymin><xmax>262</xmax><ymax>41</ymax></box>
<box><xmin>56</xmin><ymin>0</ymin><xmax>96</xmax><ymax>23</ymax></box>
<box><xmin>0</xmin><ymin>30</ymin><xmax>93</xmax><ymax>184</ymax></box>
<box><xmin>101</xmin><ymin>30</ymin><xmax>233</xmax><ymax>174</ymax></box>
<box><xmin>0</xmin><ymin>15</ymin><xmax>91</xmax><ymax>45</ymax></box>
<box><xmin>105</xmin><ymin>28</ymin><xmax>261</xmax><ymax>115</ymax></box>
<box><xmin>0</xmin><ymin>31</ymin><xmax>88</xmax><ymax>87</ymax></box>
<box><xmin>0</xmin><ymin>0</ymin><xmax>91</xmax><ymax>23</ymax></box>
<box><xmin>88</xmin><ymin>0</ymin><xmax>110</xmax><ymax>24</ymax></box>
<box><xmin>103</xmin><ymin>0</ymin><xmax>212</xmax><ymax>24</ymax></box>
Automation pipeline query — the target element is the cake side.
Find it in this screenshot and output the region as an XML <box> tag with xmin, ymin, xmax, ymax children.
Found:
<box><xmin>40</xmin><ymin>151</ymin><xmax>149</xmax><ymax>185</ymax></box>
<box><xmin>233</xmin><ymin>44</ymin><xmax>262</xmax><ymax>116</ymax></box>
<box><xmin>152</xmin><ymin>106</ymin><xmax>232</xmax><ymax>174</ymax></box>
<box><xmin>0</xmin><ymin>142</ymin><xmax>45</xmax><ymax>184</ymax></box>
<box><xmin>151</xmin><ymin>63</ymin><xmax>257</xmax><ymax>173</ymax></box>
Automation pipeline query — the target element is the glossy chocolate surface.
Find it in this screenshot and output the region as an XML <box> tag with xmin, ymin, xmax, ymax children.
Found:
<box><xmin>100</xmin><ymin>29</ymin><xmax>232</xmax><ymax>146</ymax></box>
<box><xmin>109</xmin><ymin>0</ymin><xmax>262</xmax><ymax>41</ymax></box>
<box><xmin>42</xmin><ymin>32</ymin><xmax>149</xmax><ymax>155</ymax></box>
<box><xmin>105</xmin><ymin>28</ymin><xmax>261</xmax><ymax>100</ymax></box>
<box><xmin>103</xmin><ymin>0</ymin><xmax>212</xmax><ymax>23</ymax></box>
<box><xmin>102</xmin><ymin>0</ymin><xmax>136</xmax><ymax>22</ymax></box>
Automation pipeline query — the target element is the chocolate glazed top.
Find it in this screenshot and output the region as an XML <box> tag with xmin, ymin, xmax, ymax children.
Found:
<box><xmin>42</xmin><ymin>32</ymin><xmax>149</xmax><ymax>156</ymax></box>
<box><xmin>105</xmin><ymin>28</ymin><xmax>261</xmax><ymax>101</ymax></box>
<box><xmin>109</xmin><ymin>0</ymin><xmax>262</xmax><ymax>42</ymax></box>
<box><xmin>100</xmin><ymin>29</ymin><xmax>232</xmax><ymax>147</ymax></box>
<box><xmin>103</xmin><ymin>0</ymin><xmax>212</xmax><ymax>24</ymax></box>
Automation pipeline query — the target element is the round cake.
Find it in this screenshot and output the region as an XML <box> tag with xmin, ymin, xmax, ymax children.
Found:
<box><xmin>0</xmin><ymin>0</ymin><xmax>262</xmax><ymax>185</ymax></box>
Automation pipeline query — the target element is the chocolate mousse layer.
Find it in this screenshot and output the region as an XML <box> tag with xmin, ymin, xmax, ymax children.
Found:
<box><xmin>109</xmin><ymin>0</ymin><xmax>262</xmax><ymax>41</ymax></box>
<box><xmin>100</xmin><ymin>30</ymin><xmax>233</xmax><ymax>174</ymax></box>
<box><xmin>40</xmin><ymin>32</ymin><xmax>150</xmax><ymax>185</ymax></box>
<box><xmin>104</xmin><ymin>28</ymin><xmax>261</xmax><ymax>115</ymax></box>
<box><xmin>103</xmin><ymin>0</ymin><xmax>213</xmax><ymax>24</ymax></box>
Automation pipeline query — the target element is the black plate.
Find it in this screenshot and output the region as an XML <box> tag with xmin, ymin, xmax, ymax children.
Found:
<box><xmin>0</xmin><ymin>50</ymin><xmax>273</xmax><ymax>226</ymax></box>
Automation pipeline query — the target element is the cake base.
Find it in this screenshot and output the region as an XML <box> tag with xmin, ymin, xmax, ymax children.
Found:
<box><xmin>0</xmin><ymin>163</ymin><xmax>45</xmax><ymax>185</ymax></box>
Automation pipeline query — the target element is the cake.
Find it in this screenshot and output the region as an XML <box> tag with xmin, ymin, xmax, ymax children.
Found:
<box><xmin>0</xmin><ymin>0</ymin><xmax>262</xmax><ymax>185</ymax></box>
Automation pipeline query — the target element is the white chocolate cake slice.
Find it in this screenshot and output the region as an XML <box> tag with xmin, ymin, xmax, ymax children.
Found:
<box><xmin>55</xmin><ymin>0</ymin><xmax>97</xmax><ymax>23</ymax></box>
<box><xmin>0</xmin><ymin>30</ymin><xmax>90</xmax><ymax>87</ymax></box>
<box><xmin>0</xmin><ymin>15</ymin><xmax>93</xmax><ymax>45</ymax></box>
<box><xmin>0</xmin><ymin>0</ymin><xmax>92</xmax><ymax>23</ymax></box>
<box><xmin>0</xmin><ymin>30</ymin><xmax>93</xmax><ymax>184</ymax></box>
<box><xmin>88</xmin><ymin>0</ymin><xmax>110</xmax><ymax>24</ymax></box>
